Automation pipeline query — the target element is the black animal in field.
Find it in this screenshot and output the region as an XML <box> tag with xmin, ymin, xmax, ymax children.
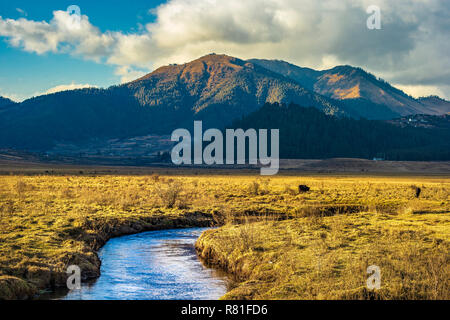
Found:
<box><xmin>411</xmin><ymin>185</ymin><xmax>422</xmax><ymax>198</ymax></box>
<box><xmin>298</xmin><ymin>185</ymin><xmax>310</xmax><ymax>193</ymax></box>
<box><xmin>415</xmin><ymin>187</ymin><xmax>421</xmax><ymax>198</ymax></box>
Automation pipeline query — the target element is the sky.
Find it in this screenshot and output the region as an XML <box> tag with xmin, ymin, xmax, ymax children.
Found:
<box><xmin>0</xmin><ymin>0</ymin><xmax>449</xmax><ymax>101</ymax></box>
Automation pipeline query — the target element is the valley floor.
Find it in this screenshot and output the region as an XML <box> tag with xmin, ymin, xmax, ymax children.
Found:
<box><xmin>0</xmin><ymin>173</ymin><xmax>449</xmax><ymax>299</ymax></box>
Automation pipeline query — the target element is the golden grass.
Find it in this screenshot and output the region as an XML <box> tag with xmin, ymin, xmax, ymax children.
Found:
<box><xmin>0</xmin><ymin>174</ymin><xmax>449</xmax><ymax>299</ymax></box>
<box><xmin>197</xmin><ymin>212</ymin><xmax>449</xmax><ymax>300</ymax></box>
<box><xmin>333</xmin><ymin>85</ymin><xmax>361</xmax><ymax>99</ymax></box>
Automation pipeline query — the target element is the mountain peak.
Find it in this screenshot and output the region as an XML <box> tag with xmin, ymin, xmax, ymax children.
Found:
<box><xmin>135</xmin><ymin>53</ymin><xmax>246</xmax><ymax>82</ymax></box>
<box><xmin>195</xmin><ymin>53</ymin><xmax>242</xmax><ymax>63</ymax></box>
<box><xmin>183</xmin><ymin>53</ymin><xmax>247</xmax><ymax>74</ymax></box>
<box><xmin>249</xmin><ymin>58</ymin><xmax>448</xmax><ymax>117</ymax></box>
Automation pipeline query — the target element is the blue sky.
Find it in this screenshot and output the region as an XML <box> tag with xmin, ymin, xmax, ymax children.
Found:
<box><xmin>0</xmin><ymin>0</ymin><xmax>449</xmax><ymax>101</ymax></box>
<box><xmin>0</xmin><ymin>0</ymin><xmax>164</xmax><ymax>100</ymax></box>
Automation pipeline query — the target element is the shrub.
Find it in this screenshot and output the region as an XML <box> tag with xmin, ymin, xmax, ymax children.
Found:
<box><xmin>237</xmin><ymin>218</ymin><xmax>257</xmax><ymax>251</ymax></box>
<box><xmin>248</xmin><ymin>181</ymin><xmax>260</xmax><ymax>196</ymax></box>
<box><xmin>155</xmin><ymin>181</ymin><xmax>183</xmax><ymax>208</ymax></box>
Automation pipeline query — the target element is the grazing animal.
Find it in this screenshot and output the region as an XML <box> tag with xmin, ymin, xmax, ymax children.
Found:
<box><xmin>298</xmin><ymin>185</ymin><xmax>310</xmax><ymax>193</ymax></box>
<box><xmin>415</xmin><ymin>187</ymin><xmax>421</xmax><ymax>198</ymax></box>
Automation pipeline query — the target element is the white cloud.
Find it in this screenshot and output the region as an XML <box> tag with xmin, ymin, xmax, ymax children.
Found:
<box><xmin>0</xmin><ymin>91</ymin><xmax>22</xmax><ymax>102</ymax></box>
<box><xmin>114</xmin><ymin>66</ymin><xmax>147</xmax><ymax>83</ymax></box>
<box><xmin>1</xmin><ymin>83</ymin><xmax>97</xmax><ymax>102</ymax></box>
<box><xmin>394</xmin><ymin>84</ymin><xmax>448</xmax><ymax>99</ymax></box>
<box><xmin>44</xmin><ymin>83</ymin><xmax>97</xmax><ymax>95</ymax></box>
<box><xmin>0</xmin><ymin>0</ymin><xmax>449</xmax><ymax>98</ymax></box>
<box><xmin>0</xmin><ymin>11</ymin><xmax>116</xmax><ymax>57</ymax></box>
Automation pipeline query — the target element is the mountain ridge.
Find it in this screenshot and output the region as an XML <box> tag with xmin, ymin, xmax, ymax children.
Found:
<box><xmin>0</xmin><ymin>96</ymin><xmax>15</xmax><ymax>109</ymax></box>
<box><xmin>418</xmin><ymin>96</ymin><xmax>450</xmax><ymax>115</ymax></box>
<box><xmin>1</xmin><ymin>53</ymin><xmax>449</xmax><ymax>153</ymax></box>
<box><xmin>123</xmin><ymin>54</ymin><xmax>344</xmax><ymax>128</ymax></box>
<box><xmin>0</xmin><ymin>54</ymin><xmax>343</xmax><ymax>150</ymax></box>
<box><xmin>249</xmin><ymin>59</ymin><xmax>449</xmax><ymax>117</ymax></box>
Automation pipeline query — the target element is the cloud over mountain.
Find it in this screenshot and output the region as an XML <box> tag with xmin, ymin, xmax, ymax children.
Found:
<box><xmin>0</xmin><ymin>0</ymin><xmax>449</xmax><ymax>97</ymax></box>
<box><xmin>44</xmin><ymin>83</ymin><xmax>97</xmax><ymax>95</ymax></box>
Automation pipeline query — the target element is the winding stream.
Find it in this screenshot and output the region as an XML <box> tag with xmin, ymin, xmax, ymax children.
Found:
<box><xmin>60</xmin><ymin>228</ymin><xmax>229</xmax><ymax>300</ymax></box>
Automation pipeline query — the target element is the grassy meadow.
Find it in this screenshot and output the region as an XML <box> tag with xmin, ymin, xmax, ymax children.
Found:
<box><xmin>0</xmin><ymin>173</ymin><xmax>449</xmax><ymax>299</ymax></box>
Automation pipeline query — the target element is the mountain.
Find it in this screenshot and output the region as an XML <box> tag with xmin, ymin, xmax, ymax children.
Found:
<box><xmin>418</xmin><ymin>96</ymin><xmax>450</xmax><ymax>115</ymax></box>
<box><xmin>0</xmin><ymin>87</ymin><xmax>150</xmax><ymax>150</ymax></box>
<box><xmin>231</xmin><ymin>103</ymin><xmax>450</xmax><ymax>161</ymax></box>
<box><xmin>0</xmin><ymin>96</ymin><xmax>15</xmax><ymax>109</ymax></box>
<box><xmin>0</xmin><ymin>54</ymin><xmax>343</xmax><ymax>150</ymax></box>
<box><xmin>249</xmin><ymin>59</ymin><xmax>448</xmax><ymax>118</ymax></box>
<box><xmin>1</xmin><ymin>54</ymin><xmax>448</xmax><ymax>155</ymax></box>
<box><xmin>125</xmin><ymin>54</ymin><xmax>342</xmax><ymax>128</ymax></box>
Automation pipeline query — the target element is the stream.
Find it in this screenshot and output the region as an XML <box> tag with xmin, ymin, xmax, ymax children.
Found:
<box><xmin>57</xmin><ymin>227</ymin><xmax>229</xmax><ymax>300</ymax></box>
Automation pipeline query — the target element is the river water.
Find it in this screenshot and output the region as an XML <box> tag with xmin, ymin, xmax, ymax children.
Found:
<box><xmin>60</xmin><ymin>227</ymin><xmax>229</xmax><ymax>300</ymax></box>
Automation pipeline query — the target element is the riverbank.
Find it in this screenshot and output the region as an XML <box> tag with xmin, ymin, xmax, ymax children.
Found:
<box><xmin>1</xmin><ymin>174</ymin><xmax>449</xmax><ymax>299</ymax></box>
<box><xmin>0</xmin><ymin>212</ymin><xmax>212</xmax><ymax>300</ymax></box>
<box><xmin>196</xmin><ymin>211</ymin><xmax>450</xmax><ymax>299</ymax></box>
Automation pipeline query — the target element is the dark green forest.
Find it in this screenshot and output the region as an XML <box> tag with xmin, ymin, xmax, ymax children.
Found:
<box><xmin>230</xmin><ymin>103</ymin><xmax>450</xmax><ymax>161</ymax></box>
<box><xmin>1</xmin><ymin>93</ymin><xmax>449</xmax><ymax>161</ymax></box>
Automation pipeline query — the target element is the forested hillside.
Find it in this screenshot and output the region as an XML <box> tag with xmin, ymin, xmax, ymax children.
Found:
<box><xmin>231</xmin><ymin>103</ymin><xmax>450</xmax><ymax>160</ymax></box>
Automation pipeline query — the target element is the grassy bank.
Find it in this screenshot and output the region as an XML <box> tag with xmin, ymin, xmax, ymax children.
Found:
<box><xmin>197</xmin><ymin>211</ymin><xmax>449</xmax><ymax>299</ymax></box>
<box><xmin>195</xmin><ymin>176</ymin><xmax>449</xmax><ymax>299</ymax></box>
<box><xmin>0</xmin><ymin>174</ymin><xmax>449</xmax><ymax>299</ymax></box>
